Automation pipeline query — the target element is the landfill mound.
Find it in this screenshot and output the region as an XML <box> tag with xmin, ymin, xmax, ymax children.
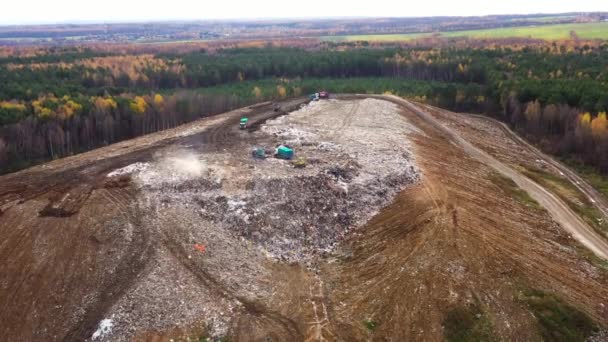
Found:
<box><xmin>125</xmin><ymin>99</ymin><xmax>420</xmax><ymax>262</ymax></box>
<box><xmin>88</xmin><ymin>98</ymin><xmax>420</xmax><ymax>339</ymax></box>
<box><xmin>3</xmin><ymin>97</ymin><xmax>608</xmax><ymax>341</ymax></box>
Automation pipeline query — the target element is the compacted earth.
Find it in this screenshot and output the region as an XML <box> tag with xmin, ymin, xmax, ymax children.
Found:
<box><xmin>0</xmin><ymin>96</ymin><xmax>607</xmax><ymax>341</ymax></box>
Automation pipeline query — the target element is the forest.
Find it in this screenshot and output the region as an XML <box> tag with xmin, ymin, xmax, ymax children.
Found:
<box><xmin>1</xmin><ymin>43</ymin><xmax>608</xmax><ymax>175</ymax></box>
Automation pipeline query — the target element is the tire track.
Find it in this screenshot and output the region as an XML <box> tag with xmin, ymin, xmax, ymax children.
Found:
<box><xmin>305</xmin><ymin>268</ymin><xmax>335</xmax><ymax>342</ymax></box>
<box><xmin>384</xmin><ymin>95</ymin><xmax>608</xmax><ymax>260</ymax></box>
<box><xmin>469</xmin><ymin>112</ymin><xmax>608</xmax><ymax>221</ymax></box>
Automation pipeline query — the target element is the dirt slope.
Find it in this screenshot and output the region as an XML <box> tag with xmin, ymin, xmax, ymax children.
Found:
<box><xmin>316</xmin><ymin>96</ymin><xmax>608</xmax><ymax>341</ymax></box>
<box><xmin>1</xmin><ymin>96</ymin><xmax>607</xmax><ymax>341</ymax></box>
<box><xmin>390</xmin><ymin>97</ymin><xmax>608</xmax><ymax>259</ymax></box>
<box><xmin>466</xmin><ymin>112</ymin><xmax>608</xmax><ymax>222</ymax></box>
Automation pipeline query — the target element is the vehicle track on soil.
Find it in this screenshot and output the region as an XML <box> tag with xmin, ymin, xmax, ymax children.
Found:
<box><xmin>382</xmin><ymin>95</ymin><xmax>608</xmax><ymax>260</ymax></box>
<box><xmin>305</xmin><ymin>267</ymin><xmax>334</xmax><ymax>342</ymax></box>
<box><xmin>416</xmin><ymin>102</ymin><xmax>608</xmax><ymax>223</ymax></box>
<box><xmin>0</xmin><ymin>98</ymin><xmax>309</xmax><ymax>341</ymax></box>
<box><xmin>161</xmin><ymin>232</ymin><xmax>304</xmax><ymax>340</ymax></box>
<box><xmin>467</xmin><ymin>112</ymin><xmax>608</xmax><ymax>221</ymax></box>
<box><xmin>6</xmin><ymin>95</ymin><xmax>608</xmax><ymax>341</ymax></box>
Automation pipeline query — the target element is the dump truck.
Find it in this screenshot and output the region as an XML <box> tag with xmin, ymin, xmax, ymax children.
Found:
<box><xmin>275</xmin><ymin>145</ymin><xmax>294</xmax><ymax>160</ymax></box>
<box><xmin>239</xmin><ymin>117</ymin><xmax>249</xmax><ymax>129</ymax></box>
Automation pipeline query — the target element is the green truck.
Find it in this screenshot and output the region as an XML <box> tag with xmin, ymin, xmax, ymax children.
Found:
<box><xmin>275</xmin><ymin>145</ymin><xmax>294</xmax><ymax>160</ymax></box>
<box><xmin>240</xmin><ymin>117</ymin><xmax>249</xmax><ymax>129</ymax></box>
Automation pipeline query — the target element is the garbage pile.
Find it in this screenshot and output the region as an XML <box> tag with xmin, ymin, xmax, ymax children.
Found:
<box><xmin>122</xmin><ymin>98</ymin><xmax>420</xmax><ymax>263</ymax></box>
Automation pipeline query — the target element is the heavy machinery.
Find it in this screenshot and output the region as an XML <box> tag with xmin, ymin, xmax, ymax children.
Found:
<box><xmin>309</xmin><ymin>91</ymin><xmax>329</xmax><ymax>101</ymax></box>
<box><xmin>240</xmin><ymin>117</ymin><xmax>249</xmax><ymax>129</ymax></box>
<box><xmin>293</xmin><ymin>157</ymin><xmax>307</xmax><ymax>168</ymax></box>
<box><xmin>251</xmin><ymin>147</ymin><xmax>266</xmax><ymax>159</ymax></box>
<box><xmin>275</xmin><ymin>145</ymin><xmax>294</xmax><ymax>160</ymax></box>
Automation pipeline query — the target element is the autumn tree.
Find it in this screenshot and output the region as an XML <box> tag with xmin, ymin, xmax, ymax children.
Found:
<box><xmin>130</xmin><ymin>96</ymin><xmax>147</xmax><ymax>115</ymax></box>
<box><xmin>591</xmin><ymin>112</ymin><xmax>608</xmax><ymax>142</ymax></box>
<box><xmin>252</xmin><ymin>86</ymin><xmax>262</xmax><ymax>99</ymax></box>
<box><xmin>542</xmin><ymin>104</ymin><xmax>559</xmax><ymax>134</ymax></box>
<box><xmin>276</xmin><ymin>85</ymin><xmax>287</xmax><ymax>98</ymax></box>
<box><xmin>524</xmin><ymin>100</ymin><xmax>541</xmax><ymax>133</ymax></box>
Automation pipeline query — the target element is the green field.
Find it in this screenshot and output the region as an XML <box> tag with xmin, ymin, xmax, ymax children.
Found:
<box><xmin>323</xmin><ymin>22</ymin><xmax>608</xmax><ymax>42</ymax></box>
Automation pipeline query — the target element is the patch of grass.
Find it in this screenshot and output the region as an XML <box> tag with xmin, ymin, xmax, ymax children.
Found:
<box><xmin>323</xmin><ymin>22</ymin><xmax>608</xmax><ymax>42</ymax></box>
<box><xmin>489</xmin><ymin>172</ymin><xmax>542</xmax><ymax>210</ymax></box>
<box><xmin>575</xmin><ymin>246</ymin><xmax>608</xmax><ymax>271</ymax></box>
<box><xmin>562</xmin><ymin>158</ymin><xmax>608</xmax><ymax>200</ymax></box>
<box><xmin>520</xmin><ymin>166</ymin><xmax>607</xmax><ymax>237</ymax></box>
<box><xmin>443</xmin><ymin>304</ymin><xmax>493</xmax><ymax>342</ymax></box>
<box><xmin>520</xmin><ymin>289</ymin><xmax>597</xmax><ymax>341</ymax></box>
<box><xmin>363</xmin><ymin>318</ymin><xmax>378</xmax><ymax>332</ymax></box>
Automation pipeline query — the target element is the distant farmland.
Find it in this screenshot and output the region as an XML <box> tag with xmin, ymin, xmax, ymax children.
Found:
<box><xmin>324</xmin><ymin>22</ymin><xmax>608</xmax><ymax>42</ymax></box>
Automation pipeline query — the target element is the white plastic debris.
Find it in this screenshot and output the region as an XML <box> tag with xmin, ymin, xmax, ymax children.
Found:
<box><xmin>107</xmin><ymin>162</ymin><xmax>149</xmax><ymax>177</ymax></box>
<box><xmin>91</xmin><ymin>318</ymin><xmax>114</xmax><ymax>340</ymax></box>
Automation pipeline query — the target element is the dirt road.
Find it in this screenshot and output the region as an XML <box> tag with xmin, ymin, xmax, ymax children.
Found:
<box><xmin>467</xmin><ymin>113</ymin><xmax>608</xmax><ymax>221</ymax></box>
<box><xmin>386</xmin><ymin>96</ymin><xmax>608</xmax><ymax>260</ymax></box>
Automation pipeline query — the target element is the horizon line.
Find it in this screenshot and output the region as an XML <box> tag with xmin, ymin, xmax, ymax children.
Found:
<box><xmin>1</xmin><ymin>11</ymin><xmax>607</xmax><ymax>28</ymax></box>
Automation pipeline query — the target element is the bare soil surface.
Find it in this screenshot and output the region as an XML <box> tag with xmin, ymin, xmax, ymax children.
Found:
<box><xmin>1</xmin><ymin>96</ymin><xmax>607</xmax><ymax>341</ymax></box>
<box><xmin>415</xmin><ymin>102</ymin><xmax>608</xmax><ymax>256</ymax></box>
<box><xmin>423</xmin><ymin>103</ymin><xmax>608</xmax><ymax>215</ymax></box>
<box><xmin>393</xmin><ymin>97</ymin><xmax>608</xmax><ymax>259</ymax></box>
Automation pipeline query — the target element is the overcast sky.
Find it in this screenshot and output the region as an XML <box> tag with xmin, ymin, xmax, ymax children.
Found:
<box><xmin>1</xmin><ymin>0</ymin><xmax>607</xmax><ymax>25</ymax></box>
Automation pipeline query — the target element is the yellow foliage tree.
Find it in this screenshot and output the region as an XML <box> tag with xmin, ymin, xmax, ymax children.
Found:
<box><xmin>276</xmin><ymin>85</ymin><xmax>287</xmax><ymax>98</ymax></box>
<box><xmin>38</xmin><ymin>108</ymin><xmax>53</xmax><ymax>118</ymax></box>
<box><xmin>32</xmin><ymin>96</ymin><xmax>56</xmax><ymax>118</ymax></box>
<box><xmin>252</xmin><ymin>86</ymin><xmax>262</xmax><ymax>99</ymax></box>
<box><xmin>0</xmin><ymin>101</ymin><xmax>26</xmax><ymax>112</ymax></box>
<box><xmin>94</xmin><ymin>97</ymin><xmax>117</xmax><ymax>111</ymax></box>
<box><xmin>130</xmin><ymin>96</ymin><xmax>147</xmax><ymax>114</ymax></box>
<box><xmin>579</xmin><ymin>112</ymin><xmax>592</xmax><ymax>126</ymax></box>
<box><xmin>58</xmin><ymin>100</ymin><xmax>83</xmax><ymax>119</ymax></box>
<box><xmin>153</xmin><ymin>94</ymin><xmax>164</xmax><ymax>108</ymax></box>
<box><xmin>524</xmin><ymin>100</ymin><xmax>541</xmax><ymax>123</ymax></box>
<box><xmin>455</xmin><ymin>89</ymin><xmax>466</xmax><ymax>104</ymax></box>
<box><xmin>591</xmin><ymin>112</ymin><xmax>608</xmax><ymax>141</ymax></box>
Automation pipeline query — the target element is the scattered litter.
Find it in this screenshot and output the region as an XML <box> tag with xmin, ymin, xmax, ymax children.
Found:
<box><xmin>194</xmin><ymin>244</ymin><xmax>206</xmax><ymax>253</ymax></box>
<box><xmin>91</xmin><ymin>318</ymin><xmax>114</xmax><ymax>340</ymax></box>
<box><xmin>107</xmin><ymin>162</ymin><xmax>149</xmax><ymax>177</ymax></box>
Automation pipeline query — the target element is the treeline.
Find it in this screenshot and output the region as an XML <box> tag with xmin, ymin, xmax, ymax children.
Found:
<box><xmin>0</xmin><ymin>77</ymin><xmax>479</xmax><ymax>173</ymax></box>
<box><xmin>502</xmin><ymin>94</ymin><xmax>608</xmax><ymax>172</ymax></box>
<box><xmin>2</xmin><ymin>45</ymin><xmax>608</xmax><ymax>174</ymax></box>
<box><xmin>0</xmin><ymin>91</ymin><xmax>264</xmax><ymax>172</ymax></box>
